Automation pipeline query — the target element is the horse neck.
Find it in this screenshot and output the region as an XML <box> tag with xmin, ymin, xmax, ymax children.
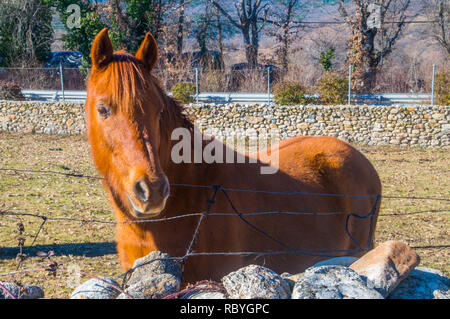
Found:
<box><xmin>160</xmin><ymin>126</ymin><xmax>262</xmax><ymax>189</ymax></box>
<box><xmin>156</xmin><ymin>96</ymin><xmax>265</xmax><ymax>201</ymax></box>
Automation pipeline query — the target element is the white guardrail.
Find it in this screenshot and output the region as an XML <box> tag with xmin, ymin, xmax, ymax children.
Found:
<box><xmin>21</xmin><ymin>90</ymin><xmax>433</xmax><ymax>106</ymax></box>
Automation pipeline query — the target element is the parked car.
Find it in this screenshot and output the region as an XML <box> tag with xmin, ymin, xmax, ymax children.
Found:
<box><xmin>44</xmin><ymin>51</ymin><xmax>82</xmax><ymax>68</ymax></box>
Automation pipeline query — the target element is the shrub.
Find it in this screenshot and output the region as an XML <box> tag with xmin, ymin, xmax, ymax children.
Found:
<box><xmin>273</xmin><ymin>81</ymin><xmax>311</xmax><ymax>105</ymax></box>
<box><xmin>172</xmin><ymin>82</ymin><xmax>196</xmax><ymax>104</ymax></box>
<box><xmin>435</xmin><ymin>70</ymin><xmax>449</xmax><ymax>106</ymax></box>
<box><xmin>317</xmin><ymin>72</ymin><xmax>348</xmax><ymax>105</ymax></box>
<box><xmin>319</xmin><ymin>47</ymin><xmax>335</xmax><ymax>72</ymax></box>
<box><xmin>0</xmin><ymin>80</ymin><xmax>24</xmax><ymax>100</ymax></box>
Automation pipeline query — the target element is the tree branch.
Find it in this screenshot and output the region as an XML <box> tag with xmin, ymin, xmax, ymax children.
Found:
<box><xmin>212</xmin><ymin>0</ymin><xmax>242</xmax><ymax>29</ymax></box>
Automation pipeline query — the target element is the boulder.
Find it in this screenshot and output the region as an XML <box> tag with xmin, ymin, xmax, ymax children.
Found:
<box><xmin>222</xmin><ymin>264</ymin><xmax>291</xmax><ymax>299</ymax></box>
<box><xmin>0</xmin><ymin>282</ymin><xmax>44</xmax><ymax>299</ymax></box>
<box><xmin>117</xmin><ymin>273</ymin><xmax>180</xmax><ymax>299</ymax></box>
<box><xmin>183</xmin><ymin>289</ymin><xmax>227</xmax><ymax>299</ymax></box>
<box><xmin>312</xmin><ymin>256</ymin><xmax>359</xmax><ymax>268</ymax></box>
<box><xmin>70</xmin><ymin>277</ymin><xmax>120</xmax><ymax>299</ymax></box>
<box><xmin>291</xmin><ymin>265</ymin><xmax>383</xmax><ymax>299</ymax></box>
<box><xmin>388</xmin><ymin>267</ymin><xmax>449</xmax><ymax>299</ymax></box>
<box><xmin>349</xmin><ymin>241</ymin><xmax>420</xmax><ymax>297</ymax></box>
<box><xmin>180</xmin><ymin>282</ymin><xmax>227</xmax><ymax>299</ymax></box>
<box><xmin>126</xmin><ymin>251</ymin><xmax>182</xmax><ymax>286</ymax></box>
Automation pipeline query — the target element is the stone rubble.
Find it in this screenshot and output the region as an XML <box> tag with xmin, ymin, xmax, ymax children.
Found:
<box><xmin>73</xmin><ymin>241</ymin><xmax>450</xmax><ymax>299</ymax></box>
<box><xmin>9</xmin><ymin>240</ymin><xmax>447</xmax><ymax>299</ymax></box>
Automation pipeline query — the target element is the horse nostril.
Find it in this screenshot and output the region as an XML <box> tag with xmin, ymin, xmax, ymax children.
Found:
<box><xmin>134</xmin><ymin>180</ymin><xmax>150</xmax><ymax>203</ymax></box>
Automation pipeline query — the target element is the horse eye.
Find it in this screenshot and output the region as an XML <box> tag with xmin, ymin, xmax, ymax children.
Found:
<box><xmin>97</xmin><ymin>104</ymin><xmax>110</xmax><ymax>119</ymax></box>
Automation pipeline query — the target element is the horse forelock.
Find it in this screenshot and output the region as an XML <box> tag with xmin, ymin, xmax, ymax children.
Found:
<box><xmin>88</xmin><ymin>51</ymin><xmax>149</xmax><ymax>118</ymax></box>
<box><xmin>87</xmin><ymin>50</ymin><xmax>194</xmax><ymax>155</ymax></box>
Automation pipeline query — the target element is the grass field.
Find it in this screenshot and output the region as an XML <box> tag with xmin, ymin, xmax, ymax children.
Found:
<box><xmin>0</xmin><ymin>132</ymin><xmax>448</xmax><ymax>298</ymax></box>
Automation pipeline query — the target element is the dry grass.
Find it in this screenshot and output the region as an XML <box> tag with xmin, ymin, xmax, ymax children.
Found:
<box><xmin>0</xmin><ymin>132</ymin><xmax>448</xmax><ymax>298</ymax></box>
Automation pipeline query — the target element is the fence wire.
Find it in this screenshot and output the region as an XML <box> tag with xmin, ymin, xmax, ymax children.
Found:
<box><xmin>0</xmin><ymin>167</ymin><xmax>449</xmax><ymax>299</ymax></box>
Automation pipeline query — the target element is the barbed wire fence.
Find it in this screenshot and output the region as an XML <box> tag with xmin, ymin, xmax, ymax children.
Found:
<box><xmin>0</xmin><ymin>167</ymin><xmax>449</xmax><ymax>299</ymax></box>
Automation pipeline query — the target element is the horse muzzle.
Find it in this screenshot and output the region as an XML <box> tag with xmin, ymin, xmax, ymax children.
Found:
<box><xmin>126</xmin><ymin>175</ymin><xmax>170</xmax><ymax>218</ymax></box>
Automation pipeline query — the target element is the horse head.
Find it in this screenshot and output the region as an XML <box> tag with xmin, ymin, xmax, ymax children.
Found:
<box><xmin>85</xmin><ymin>28</ymin><xmax>170</xmax><ymax>219</ymax></box>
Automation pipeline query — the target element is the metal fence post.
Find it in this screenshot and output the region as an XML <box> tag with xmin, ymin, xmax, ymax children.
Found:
<box><xmin>267</xmin><ymin>66</ymin><xmax>271</xmax><ymax>105</ymax></box>
<box><xmin>195</xmin><ymin>67</ymin><xmax>199</xmax><ymax>104</ymax></box>
<box><xmin>348</xmin><ymin>65</ymin><xmax>352</xmax><ymax>105</ymax></box>
<box><xmin>431</xmin><ymin>64</ymin><xmax>436</xmax><ymax>106</ymax></box>
<box><xmin>59</xmin><ymin>62</ymin><xmax>65</xmax><ymax>101</ymax></box>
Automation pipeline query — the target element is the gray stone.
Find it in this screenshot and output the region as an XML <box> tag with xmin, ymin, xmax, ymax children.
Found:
<box><xmin>24</xmin><ymin>285</ymin><xmax>45</xmax><ymax>299</ymax></box>
<box><xmin>182</xmin><ymin>284</ymin><xmax>227</xmax><ymax>299</ymax></box>
<box><xmin>126</xmin><ymin>251</ymin><xmax>182</xmax><ymax>286</ymax></box>
<box><xmin>442</xmin><ymin>123</ymin><xmax>450</xmax><ymax>132</ymax></box>
<box><xmin>222</xmin><ymin>264</ymin><xmax>291</xmax><ymax>299</ymax></box>
<box><xmin>185</xmin><ymin>291</ymin><xmax>227</xmax><ymax>299</ymax></box>
<box><xmin>70</xmin><ymin>277</ymin><xmax>121</xmax><ymax>299</ymax></box>
<box><xmin>117</xmin><ymin>273</ymin><xmax>180</xmax><ymax>299</ymax></box>
<box><xmin>0</xmin><ymin>282</ymin><xmax>44</xmax><ymax>299</ymax></box>
<box><xmin>312</xmin><ymin>256</ymin><xmax>359</xmax><ymax>268</ymax></box>
<box><xmin>291</xmin><ymin>266</ymin><xmax>383</xmax><ymax>299</ymax></box>
<box><xmin>388</xmin><ymin>267</ymin><xmax>450</xmax><ymax>299</ymax></box>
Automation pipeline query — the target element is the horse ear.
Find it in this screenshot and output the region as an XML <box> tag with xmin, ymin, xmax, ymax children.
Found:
<box><xmin>91</xmin><ymin>28</ymin><xmax>113</xmax><ymax>69</ymax></box>
<box><xmin>135</xmin><ymin>33</ymin><xmax>158</xmax><ymax>71</ymax></box>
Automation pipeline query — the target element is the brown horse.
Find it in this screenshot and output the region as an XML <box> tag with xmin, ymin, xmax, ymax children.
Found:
<box><xmin>85</xmin><ymin>28</ymin><xmax>382</xmax><ymax>284</ymax></box>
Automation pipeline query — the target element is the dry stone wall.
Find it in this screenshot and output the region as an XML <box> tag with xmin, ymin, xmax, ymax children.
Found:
<box><xmin>0</xmin><ymin>101</ymin><xmax>448</xmax><ymax>147</ymax></box>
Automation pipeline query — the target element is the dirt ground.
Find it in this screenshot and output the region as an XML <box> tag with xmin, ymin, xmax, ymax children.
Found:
<box><xmin>0</xmin><ymin>132</ymin><xmax>448</xmax><ymax>298</ymax></box>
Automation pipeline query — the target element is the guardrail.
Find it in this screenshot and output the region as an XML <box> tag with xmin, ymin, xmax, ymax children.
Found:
<box><xmin>21</xmin><ymin>90</ymin><xmax>433</xmax><ymax>106</ymax></box>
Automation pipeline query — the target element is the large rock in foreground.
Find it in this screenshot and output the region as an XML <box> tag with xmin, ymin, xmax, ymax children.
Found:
<box><xmin>350</xmin><ymin>241</ymin><xmax>420</xmax><ymax>297</ymax></box>
<box><xmin>70</xmin><ymin>277</ymin><xmax>121</xmax><ymax>299</ymax></box>
<box><xmin>118</xmin><ymin>251</ymin><xmax>182</xmax><ymax>299</ymax></box>
<box><xmin>117</xmin><ymin>273</ymin><xmax>180</xmax><ymax>299</ymax></box>
<box><xmin>292</xmin><ymin>265</ymin><xmax>383</xmax><ymax>299</ymax></box>
<box><xmin>0</xmin><ymin>282</ymin><xmax>44</xmax><ymax>299</ymax></box>
<box><xmin>222</xmin><ymin>264</ymin><xmax>291</xmax><ymax>299</ymax></box>
<box><xmin>126</xmin><ymin>251</ymin><xmax>182</xmax><ymax>286</ymax></box>
<box><xmin>312</xmin><ymin>256</ymin><xmax>359</xmax><ymax>268</ymax></box>
<box><xmin>388</xmin><ymin>267</ymin><xmax>450</xmax><ymax>299</ymax></box>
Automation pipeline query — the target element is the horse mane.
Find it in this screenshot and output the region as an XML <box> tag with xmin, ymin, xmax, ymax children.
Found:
<box><xmin>89</xmin><ymin>51</ymin><xmax>194</xmax><ymax>138</ymax></box>
<box><xmin>152</xmin><ymin>74</ymin><xmax>194</xmax><ymax>142</ymax></box>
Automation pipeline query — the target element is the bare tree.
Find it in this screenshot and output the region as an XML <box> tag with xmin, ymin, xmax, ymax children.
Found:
<box><xmin>212</xmin><ymin>0</ymin><xmax>269</xmax><ymax>68</ymax></box>
<box><xmin>264</xmin><ymin>0</ymin><xmax>304</xmax><ymax>72</ymax></box>
<box><xmin>177</xmin><ymin>0</ymin><xmax>185</xmax><ymax>55</ymax></box>
<box><xmin>338</xmin><ymin>0</ymin><xmax>412</xmax><ymax>91</ymax></box>
<box><xmin>193</xmin><ymin>2</ymin><xmax>212</xmax><ymax>55</ymax></box>
<box><xmin>215</xmin><ymin>5</ymin><xmax>224</xmax><ymax>62</ymax></box>
<box><xmin>424</xmin><ymin>0</ymin><xmax>449</xmax><ymax>55</ymax></box>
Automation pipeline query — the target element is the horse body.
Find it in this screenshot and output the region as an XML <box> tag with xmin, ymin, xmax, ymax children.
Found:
<box><xmin>114</xmin><ymin>136</ymin><xmax>381</xmax><ymax>283</ymax></box>
<box><xmin>86</xmin><ymin>29</ymin><xmax>381</xmax><ymax>284</ymax></box>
